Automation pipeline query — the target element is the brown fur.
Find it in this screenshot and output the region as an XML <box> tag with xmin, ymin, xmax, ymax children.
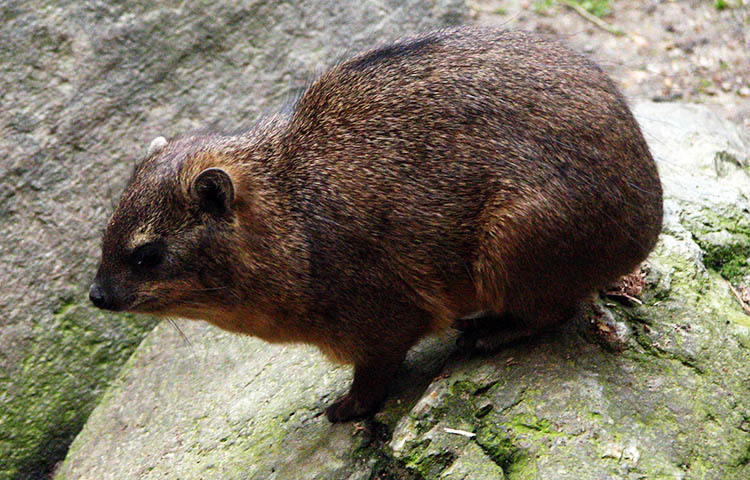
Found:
<box><xmin>91</xmin><ymin>27</ymin><xmax>663</xmax><ymax>422</ymax></box>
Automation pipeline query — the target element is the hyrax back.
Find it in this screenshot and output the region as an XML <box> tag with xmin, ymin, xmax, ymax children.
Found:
<box><xmin>91</xmin><ymin>27</ymin><xmax>663</xmax><ymax>422</ymax></box>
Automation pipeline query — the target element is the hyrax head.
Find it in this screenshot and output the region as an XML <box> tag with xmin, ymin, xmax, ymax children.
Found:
<box><xmin>90</xmin><ymin>135</ymin><xmax>249</xmax><ymax>318</ymax></box>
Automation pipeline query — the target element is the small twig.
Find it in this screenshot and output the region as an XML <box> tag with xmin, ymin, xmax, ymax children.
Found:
<box><xmin>605</xmin><ymin>291</ymin><xmax>643</xmax><ymax>305</ymax></box>
<box><xmin>444</xmin><ymin>427</ymin><xmax>476</xmax><ymax>438</ymax></box>
<box><xmin>352</xmin><ymin>422</ymin><xmax>367</xmax><ymax>435</ymax></box>
<box><xmin>561</xmin><ymin>0</ymin><xmax>624</xmax><ymax>36</ymax></box>
<box><xmin>729</xmin><ymin>284</ymin><xmax>750</xmax><ymax>315</ymax></box>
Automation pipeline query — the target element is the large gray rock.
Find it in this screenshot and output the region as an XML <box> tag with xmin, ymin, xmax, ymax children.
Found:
<box><xmin>0</xmin><ymin>1</ymin><xmax>467</xmax><ymax>479</ymax></box>
<box><xmin>56</xmin><ymin>102</ymin><xmax>750</xmax><ymax>480</ymax></box>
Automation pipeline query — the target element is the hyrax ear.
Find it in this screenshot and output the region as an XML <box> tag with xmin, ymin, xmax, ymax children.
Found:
<box><xmin>190</xmin><ymin>168</ymin><xmax>235</xmax><ymax>216</ymax></box>
<box><xmin>148</xmin><ymin>136</ymin><xmax>168</xmax><ymax>155</ymax></box>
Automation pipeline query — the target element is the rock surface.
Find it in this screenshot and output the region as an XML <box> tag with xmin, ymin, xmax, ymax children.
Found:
<box><xmin>57</xmin><ymin>102</ymin><xmax>750</xmax><ymax>480</ymax></box>
<box><xmin>0</xmin><ymin>1</ymin><xmax>467</xmax><ymax>479</ymax></box>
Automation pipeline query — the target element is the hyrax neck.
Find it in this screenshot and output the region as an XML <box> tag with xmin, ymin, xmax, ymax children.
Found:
<box><xmin>203</xmin><ymin>124</ymin><xmax>313</xmax><ymax>342</ymax></box>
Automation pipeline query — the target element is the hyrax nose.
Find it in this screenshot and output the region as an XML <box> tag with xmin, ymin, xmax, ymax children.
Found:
<box><xmin>89</xmin><ymin>282</ymin><xmax>106</xmax><ymax>309</ymax></box>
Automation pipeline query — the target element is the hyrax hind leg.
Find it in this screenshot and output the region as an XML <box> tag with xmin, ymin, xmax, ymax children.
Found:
<box><xmin>455</xmin><ymin>311</ymin><xmax>537</xmax><ymax>353</ymax></box>
<box><xmin>462</xmin><ymin>199</ymin><xmax>586</xmax><ymax>353</ymax></box>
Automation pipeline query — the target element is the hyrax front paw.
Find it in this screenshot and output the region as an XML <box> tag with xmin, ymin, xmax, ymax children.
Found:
<box><xmin>325</xmin><ymin>393</ymin><xmax>378</xmax><ymax>423</ymax></box>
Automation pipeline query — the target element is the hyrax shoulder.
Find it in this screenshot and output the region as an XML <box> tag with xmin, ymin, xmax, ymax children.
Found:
<box><xmin>92</xmin><ymin>26</ymin><xmax>663</xmax><ymax>422</ymax></box>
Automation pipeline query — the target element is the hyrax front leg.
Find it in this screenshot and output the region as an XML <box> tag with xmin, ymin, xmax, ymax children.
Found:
<box><xmin>323</xmin><ymin>304</ymin><xmax>430</xmax><ymax>422</ymax></box>
<box><xmin>325</xmin><ymin>354</ymin><xmax>405</xmax><ymax>422</ymax></box>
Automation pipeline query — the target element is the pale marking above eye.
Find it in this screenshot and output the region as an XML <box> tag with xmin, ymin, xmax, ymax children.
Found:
<box><xmin>128</xmin><ymin>225</ymin><xmax>156</xmax><ymax>250</ymax></box>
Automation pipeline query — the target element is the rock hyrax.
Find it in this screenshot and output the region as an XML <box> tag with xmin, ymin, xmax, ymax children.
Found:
<box><xmin>90</xmin><ymin>27</ymin><xmax>663</xmax><ymax>422</ymax></box>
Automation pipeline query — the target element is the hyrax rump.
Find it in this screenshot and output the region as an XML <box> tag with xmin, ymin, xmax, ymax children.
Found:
<box><xmin>90</xmin><ymin>27</ymin><xmax>663</xmax><ymax>422</ymax></box>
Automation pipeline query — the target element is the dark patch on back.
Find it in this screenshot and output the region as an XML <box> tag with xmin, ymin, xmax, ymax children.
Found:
<box><xmin>347</xmin><ymin>34</ymin><xmax>439</xmax><ymax>71</ymax></box>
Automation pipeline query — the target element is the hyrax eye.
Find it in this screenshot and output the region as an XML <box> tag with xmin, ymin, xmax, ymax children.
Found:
<box><xmin>130</xmin><ymin>241</ymin><xmax>164</xmax><ymax>271</ymax></box>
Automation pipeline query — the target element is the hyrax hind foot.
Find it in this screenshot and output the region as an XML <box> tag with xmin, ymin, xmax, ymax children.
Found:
<box><xmin>455</xmin><ymin>307</ymin><xmax>579</xmax><ymax>354</ymax></box>
<box><xmin>456</xmin><ymin>313</ymin><xmax>540</xmax><ymax>353</ymax></box>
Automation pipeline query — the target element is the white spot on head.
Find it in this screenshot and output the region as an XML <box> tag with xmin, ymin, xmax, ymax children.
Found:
<box><xmin>128</xmin><ymin>227</ymin><xmax>155</xmax><ymax>250</ymax></box>
<box><xmin>148</xmin><ymin>136</ymin><xmax>168</xmax><ymax>155</ymax></box>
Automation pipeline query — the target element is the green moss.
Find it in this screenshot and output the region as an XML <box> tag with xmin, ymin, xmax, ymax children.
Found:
<box><xmin>641</xmin><ymin>259</ymin><xmax>747</xmax><ymax>327</ymax></box>
<box><xmin>701</xmin><ymin>243</ymin><xmax>750</xmax><ymax>282</ymax></box>
<box><xmin>475</xmin><ymin>426</ymin><xmax>527</xmax><ymax>477</ymax></box>
<box><xmin>382</xmin><ymin>396</ymin><xmax>422</xmax><ymax>428</ymax></box>
<box><xmin>713</xmin><ymin>0</ymin><xmax>743</xmax><ymax>10</ymax></box>
<box><xmin>629</xmin><ymin>322</ymin><xmax>705</xmax><ymax>374</ymax></box>
<box><xmin>672</xmin><ymin>206</ymin><xmax>750</xmax><ymax>283</ymax></box>
<box><xmin>567</xmin><ymin>0</ymin><xmax>612</xmax><ymax>16</ymax></box>
<box><xmin>450</xmin><ymin>378</ymin><xmax>500</xmax><ymax>397</ymax></box>
<box><xmin>407</xmin><ymin>445</ymin><xmax>457</xmax><ymax>478</ymax></box>
<box><xmin>698</xmin><ymin>208</ymin><xmax>750</xmax><ymax>236</ymax></box>
<box><xmin>52</xmin><ymin>297</ymin><xmax>76</xmax><ymax>316</ymax></box>
<box><xmin>736</xmin><ymin>441</ymin><xmax>750</xmax><ymax>467</ymax></box>
<box><xmin>450</xmin><ymin>379</ymin><xmax>478</xmax><ymax>396</ymax></box>
<box><xmin>370</xmin><ymin>455</ymin><xmax>428</xmax><ymax>480</ymax></box>
<box><xmin>534</xmin><ymin>0</ymin><xmax>612</xmax><ymax>16</ymax></box>
<box><xmin>533</xmin><ymin>0</ymin><xmax>554</xmax><ymax>14</ymax></box>
<box><xmin>0</xmin><ymin>299</ymin><xmax>157</xmax><ymax>480</ymax></box>
<box><xmin>510</xmin><ymin>414</ymin><xmax>555</xmax><ymax>435</ymax></box>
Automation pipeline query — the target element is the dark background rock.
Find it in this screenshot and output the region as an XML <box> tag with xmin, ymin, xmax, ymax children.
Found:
<box><xmin>0</xmin><ymin>1</ymin><xmax>467</xmax><ymax>478</ymax></box>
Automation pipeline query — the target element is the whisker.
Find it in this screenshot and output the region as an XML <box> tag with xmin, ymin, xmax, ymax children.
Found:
<box><xmin>166</xmin><ymin>317</ymin><xmax>198</xmax><ymax>363</ymax></box>
<box><xmin>175</xmin><ymin>286</ymin><xmax>231</xmax><ymax>293</ymax></box>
